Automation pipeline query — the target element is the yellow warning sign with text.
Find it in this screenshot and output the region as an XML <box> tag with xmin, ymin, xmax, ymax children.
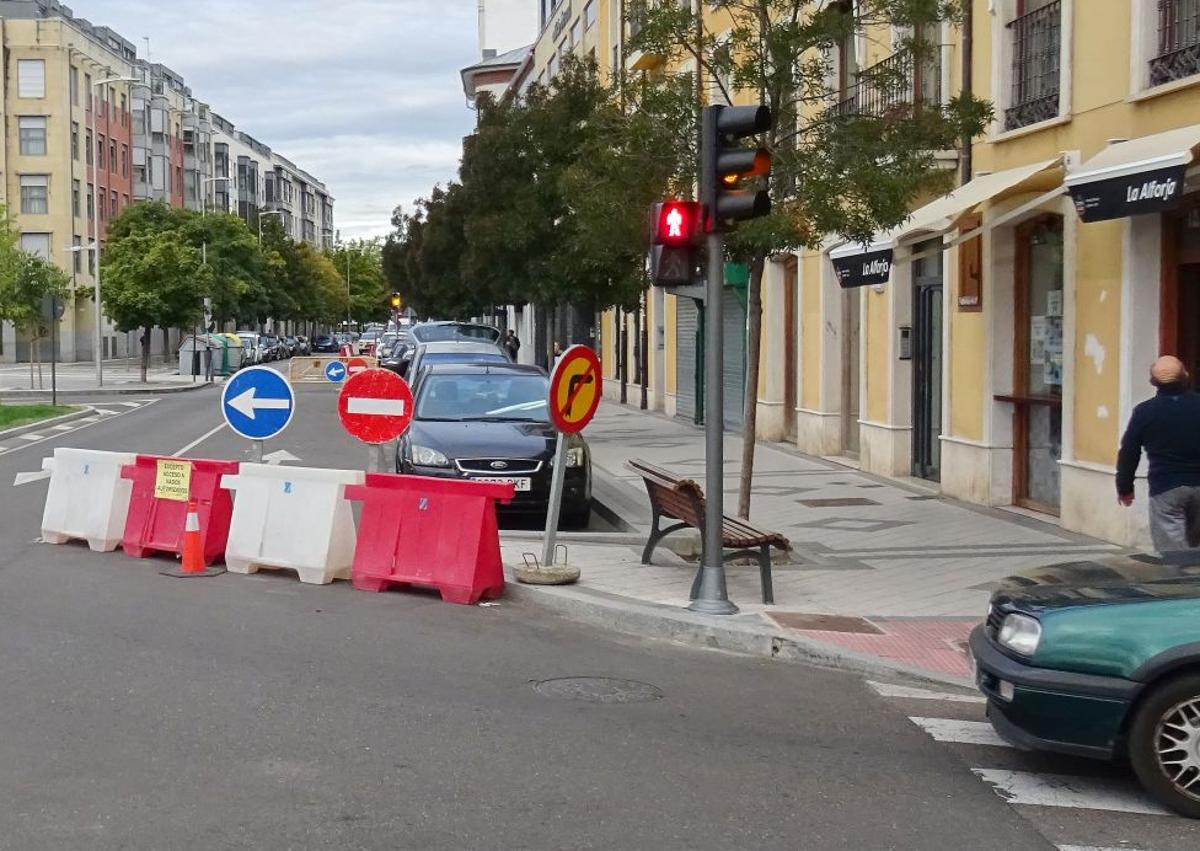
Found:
<box><xmin>154</xmin><ymin>459</ymin><xmax>192</xmax><ymax>502</ymax></box>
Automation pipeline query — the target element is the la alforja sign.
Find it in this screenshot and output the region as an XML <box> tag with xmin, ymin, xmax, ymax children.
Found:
<box><xmin>1069</xmin><ymin>164</ymin><xmax>1187</xmax><ymax>223</ymax></box>
<box><xmin>833</xmin><ymin>248</ymin><xmax>892</xmax><ymax>289</ymax></box>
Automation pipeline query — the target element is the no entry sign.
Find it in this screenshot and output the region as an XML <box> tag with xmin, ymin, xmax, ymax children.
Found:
<box><xmin>338</xmin><ymin>368</ymin><xmax>414</xmax><ymax>444</ymax></box>
<box><xmin>549</xmin><ymin>345</ymin><xmax>602</xmax><ymax>434</ymax></box>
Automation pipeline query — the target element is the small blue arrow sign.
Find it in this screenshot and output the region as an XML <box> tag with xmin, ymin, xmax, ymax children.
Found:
<box><xmin>324</xmin><ymin>360</ymin><xmax>347</xmax><ymax>383</ymax></box>
<box><xmin>221</xmin><ymin>366</ymin><xmax>296</xmax><ymax>441</ymax></box>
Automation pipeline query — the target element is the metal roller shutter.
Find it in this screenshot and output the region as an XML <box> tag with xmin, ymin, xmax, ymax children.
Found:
<box><xmin>722</xmin><ymin>288</ymin><xmax>746</xmax><ymax>430</ymax></box>
<box><xmin>675</xmin><ymin>297</ymin><xmax>698</xmax><ymax>422</ymax></box>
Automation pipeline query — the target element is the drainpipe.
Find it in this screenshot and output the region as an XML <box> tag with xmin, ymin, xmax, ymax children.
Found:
<box><xmin>960</xmin><ymin>1</ymin><xmax>973</xmax><ymax>185</ymax></box>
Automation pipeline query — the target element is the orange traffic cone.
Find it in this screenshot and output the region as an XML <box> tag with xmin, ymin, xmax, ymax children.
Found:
<box><xmin>160</xmin><ymin>499</ymin><xmax>226</xmax><ymax>578</ymax></box>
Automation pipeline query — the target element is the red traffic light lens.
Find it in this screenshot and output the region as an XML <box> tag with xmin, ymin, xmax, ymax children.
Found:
<box><xmin>655</xmin><ymin>201</ymin><xmax>698</xmax><ymax>246</ymax></box>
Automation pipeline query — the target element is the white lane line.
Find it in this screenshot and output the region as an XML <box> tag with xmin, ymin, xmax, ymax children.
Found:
<box><xmin>869</xmin><ymin>681</ymin><xmax>986</xmax><ymax>704</ymax></box>
<box><xmin>19</xmin><ymin>434</ymin><xmax>45</xmax><ymax>442</ymax></box>
<box><xmin>346</xmin><ymin>397</ymin><xmax>406</xmax><ymax>416</ymax></box>
<box><xmin>173</xmin><ymin>421</ymin><xmax>228</xmax><ymax>457</ymax></box>
<box><xmin>116</xmin><ymin>401</ymin><xmax>142</xmax><ymax>408</ymax></box>
<box><xmin>972</xmin><ymin>769</ymin><xmax>1171</xmax><ymax>816</ymax></box>
<box><xmin>1057</xmin><ymin>846</ymin><xmax>1153</xmax><ymax>851</ymax></box>
<box><xmin>50</xmin><ymin>424</ymin><xmax>76</xmax><ymax>432</ymax></box>
<box><xmin>0</xmin><ymin>399</ymin><xmax>158</xmax><ymax>457</ymax></box>
<box><xmin>94</xmin><ymin>409</ymin><xmax>119</xmax><ymax>417</ymax></box>
<box><xmin>909</xmin><ymin>717</ymin><xmax>1010</xmax><ymax>747</ymax></box>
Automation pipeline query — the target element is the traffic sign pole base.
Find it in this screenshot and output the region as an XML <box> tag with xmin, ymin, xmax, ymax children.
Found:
<box><xmin>159</xmin><ymin>565</ymin><xmax>227</xmax><ymax>578</ymax></box>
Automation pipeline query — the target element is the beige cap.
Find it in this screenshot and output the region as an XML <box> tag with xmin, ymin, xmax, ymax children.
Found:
<box><xmin>1151</xmin><ymin>355</ymin><xmax>1187</xmax><ymax>385</ymax></box>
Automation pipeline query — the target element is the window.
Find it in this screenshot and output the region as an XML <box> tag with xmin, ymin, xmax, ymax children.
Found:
<box><xmin>110</xmin><ymin>140</ymin><xmax>117</xmax><ymax>173</ymax></box>
<box><xmin>111</xmin><ymin>190</ymin><xmax>118</xmax><ymax>216</ymax></box>
<box><xmin>120</xmin><ymin>94</ymin><xmax>127</xmax><ymax>125</ymax></box>
<box><xmin>73</xmin><ymin>235</ymin><xmax>82</xmax><ymax>274</ymax></box>
<box><xmin>97</xmin><ymin>134</ymin><xmax>105</xmax><ymax>168</ymax></box>
<box><xmin>134</xmin><ymin>164</ymin><xmax>147</xmax><ymax>184</ymax></box>
<box><xmin>175</xmin><ymin>166</ymin><xmax>183</xmax><ymax>194</ymax></box>
<box><xmin>98</xmin><ymin>190</ymin><xmax>106</xmax><ymax>220</ymax></box>
<box><xmin>1005</xmin><ymin>0</ymin><xmax>1062</xmax><ymax>130</ymax></box>
<box><xmin>87</xmin><ymin>184</ymin><xmax>94</xmax><ymax>221</ymax></box>
<box><xmin>121</xmin><ymin>144</ymin><xmax>128</xmax><ymax>177</ymax></box>
<box><xmin>86</xmin><ymin>129</ymin><xmax>94</xmax><ymax>165</ymax></box>
<box><xmin>584</xmin><ymin>0</ymin><xmax>596</xmax><ymax>28</ymax></box>
<box><xmin>20</xmin><ymin>233</ymin><xmax>50</xmax><ymax>259</ymax></box>
<box><xmin>84</xmin><ymin>72</ymin><xmax>92</xmax><ymax>109</ymax></box>
<box><xmin>18</xmin><ymin>116</ymin><xmax>47</xmax><ymax>155</ymax></box>
<box><xmin>17</xmin><ymin>59</ymin><xmax>45</xmax><ymax>98</ymax></box>
<box><xmin>571</xmin><ymin>19</ymin><xmax>582</xmax><ymax>47</ymax></box>
<box><xmin>122</xmin><ymin>193</ymin><xmax>129</xmax><ymax>210</ymax></box>
<box><xmin>73</xmin><ymin>180</ymin><xmax>81</xmax><ymax>218</ymax></box>
<box><xmin>70</xmin><ymin>66</ymin><xmax>79</xmax><ymax>105</ymax></box>
<box><xmin>71</xmin><ymin>122</ymin><xmax>80</xmax><ymax>161</ymax></box>
<box><xmin>20</xmin><ymin>175</ymin><xmax>49</xmax><ymax>214</ymax></box>
<box><xmin>1152</xmin><ymin>0</ymin><xmax>1200</xmax><ymax>85</ymax></box>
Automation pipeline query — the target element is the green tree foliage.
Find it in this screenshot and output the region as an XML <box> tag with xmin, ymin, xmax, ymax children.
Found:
<box><xmin>327</xmin><ymin>239</ymin><xmax>389</xmax><ymax>327</ymax></box>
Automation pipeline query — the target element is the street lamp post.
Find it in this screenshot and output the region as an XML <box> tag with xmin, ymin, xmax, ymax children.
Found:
<box><xmin>201</xmin><ymin>175</ymin><xmax>234</xmax><ymax>218</ymax></box>
<box><xmin>89</xmin><ymin>74</ymin><xmax>139</xmax><ymax>388</ymax></box>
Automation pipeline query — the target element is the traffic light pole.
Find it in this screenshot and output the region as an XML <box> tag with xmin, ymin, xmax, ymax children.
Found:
<box><xmin>690</xmin><ymin>230</ymin><xmax>738</xmax><ymax>615</ymax></box>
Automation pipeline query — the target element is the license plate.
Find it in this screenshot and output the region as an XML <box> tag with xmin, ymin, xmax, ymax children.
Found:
<box><xmin>469</xmin><ymin>476</ymin><xmax>532</xmax><ymax>492</ymax></box>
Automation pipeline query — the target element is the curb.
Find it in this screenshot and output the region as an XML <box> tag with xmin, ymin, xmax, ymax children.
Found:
<box><xmin>504</xmin><ymin>576</ymin><xmax>975</xmax><ymax>690</ymax></box>
<box><xmin>0</xmin><ymin>381</ymin><xmax>217</xmax><ymax>400</ymax></box>
<box><xmin>0</xmin><ymin>405</ymin><xmax>94</xmax><ymax>440</ymax></box>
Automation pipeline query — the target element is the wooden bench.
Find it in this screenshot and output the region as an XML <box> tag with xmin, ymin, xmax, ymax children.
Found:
<box><xmin>627</xmin><ymin>459</ymin><xmax>790</xmax><ymax>604</ymax></box>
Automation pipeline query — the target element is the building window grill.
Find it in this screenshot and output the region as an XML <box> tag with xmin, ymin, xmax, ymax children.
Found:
<box><xmin>1004</xmin><ymin>0</ymin><xmax>1062</xmax><ymax>131</ymax></box>
<box><xmin>1152</xmin><ymin>0</ymin><xmax>1200</xmax><ymax>85</ymax></box>
<box><xmin>833</xmin><ymin>47</ymin><xmax>942</xmax><ymax>119</ymax></box>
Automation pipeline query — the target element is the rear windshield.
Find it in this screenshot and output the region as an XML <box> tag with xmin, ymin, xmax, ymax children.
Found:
<box><xmin>422</xmin><ymin>352</ymin><xmax>507</xmax><ymax>366</ymax></box>
<box><xmin>412</xmin><ymin>324</ymin><xmax>501</xmax><ymax>344</ymax></box>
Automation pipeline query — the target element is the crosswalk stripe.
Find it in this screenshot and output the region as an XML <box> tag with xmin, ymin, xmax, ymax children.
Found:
<box><xmin>1057</xmin><ymin>845</ymin><xmax>1152</xmax><ymax>851</ymax></box>
<box><xmin>909</xmin><ymin>717</ymin><xmax>1011</xmax><ymax>747</ymax></box>
<box><xmin>116</xmin><ymin>401</ymin><xmax>142</xmax><ymax>408</ymax></box>
<box><xmin>94</xmin><ymin>409</ymin><xmax>118</xmax><ymax>417</ymax></box>
<box><xmin>19</xmin><ymin>434</ymin><xmax>44</xmax><ymax>442</ymax></box>
<box><xmin>971</xmin><ymin>769</ymin><xmax>1170</xmax><ymax>815</ymax></box>
<box><xmin>50</xmin><ymin>424</ymin><xmax>76</xmax><ymax>431</ymax></box>
<box><xmin>869</xmin><ymin>681</ymin><xmax>986</xmax><ymax>704</ymax></box>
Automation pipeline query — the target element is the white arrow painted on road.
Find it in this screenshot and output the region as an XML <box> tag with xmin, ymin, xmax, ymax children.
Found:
<box><xmin>13</xmin><ymin>470</ymin><xmax>51</xmax><ymax>486</ymax></box>
<box><xmin>262</xmin><ymin>450</ymin><xmax>301</xmax><ymax>465</ymax></box>
<box><xmin>346</xmin><ymin>398</ymin><xmax>406</xmax><ymax>416</ymax></box>
<box><xmin>227</xmin><ymin>387</ymin><xmax>291</xmax><ymax>420</ymax></box>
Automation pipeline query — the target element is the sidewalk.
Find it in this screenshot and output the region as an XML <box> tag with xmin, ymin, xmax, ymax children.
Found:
<box><xmin>504</xmin><ymin>403</ymin><xmax>1123</xmax><ymax>684</ymax></box>
<box><xmin>0</xmin><ymin>360</ymin><xmax>212</xmax><ymax>397</ymax></box>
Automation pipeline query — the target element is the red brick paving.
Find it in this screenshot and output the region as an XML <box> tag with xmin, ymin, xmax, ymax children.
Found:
<box><xmin>777</xmin><ymin>616</ymin><xmax>977</xmax><ymax>679</ymax></box>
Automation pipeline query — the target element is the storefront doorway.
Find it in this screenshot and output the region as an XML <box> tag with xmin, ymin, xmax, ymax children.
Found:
<box><xmin>841</xmin><ymin>286</ymin><xmax>861</xmax><ymax>458</ymax></box>
<box><xmin>1162</xmin><ymin>205</ymin><xmax>1200</xmax><ymax>384</ymax></box>
<box><xmin>1012</xmin><ymin>216</ymin><xmax>1064</xmax><ymax>514</ymax></box>
<box><xmin>912</xmin><ymin>241</ymin><xmax>943</xmax><ymax>481</ymax></box>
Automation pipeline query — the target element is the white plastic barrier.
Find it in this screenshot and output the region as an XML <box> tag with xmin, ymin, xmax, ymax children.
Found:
<box><xmin>39</xmin><ymin>448</ymin><xmax>138</xmax><ymax>552</ymax></box>
<box><xmin>220</xmin><ymin>463</ymin><xmax>365</xmax><ymax>584</ymax></box>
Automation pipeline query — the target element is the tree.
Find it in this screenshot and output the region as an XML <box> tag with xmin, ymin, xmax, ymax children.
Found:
<box><xmin>0</xmin><ymin>255</ymin><xmax>71</xmax><ymax>389</ymax></box>
<box><xmin>101</xmin><ymin>227</ymin><xmax>212</xmax><ymax>381</ymax></box>
<box><xmin>178</xmin><ymin>211</ymin><xmax>264</xmax><ymax>329</ymax></box>
<box><xmin>630</xmin><ymin>0</ymin><xmax>991</xmax><ymax>517</ymax></box>
<box><xmin>327</xmin><ymin>239</ymin><xmax>388</xmax><ymax>326</ymax></box>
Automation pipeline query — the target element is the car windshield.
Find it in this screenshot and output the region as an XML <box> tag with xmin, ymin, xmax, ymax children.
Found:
<box><xmin>412</xmin><ymin>324</ymin><xmax>502</xmax><ymax>344</ymax></box>
<box><xmin>416</xmin><ymin>374</ymin><xmax>548</xmax><ymax>422</ymax></box>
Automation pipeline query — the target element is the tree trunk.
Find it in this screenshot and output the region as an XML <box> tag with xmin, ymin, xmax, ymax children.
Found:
<box><xmin>738</xmin><ymin>256</ymin><xmax>766</xmax><ymax>520</ymax></box>
<box><xmin>35</xmin><ymin>336</ymin><xmax>43</xmax><ymax>390</ymax></box>
<box><xmin>140</xmin><ymin>330</ymin><xmax>151</xmax><ymax>383</ymax></box>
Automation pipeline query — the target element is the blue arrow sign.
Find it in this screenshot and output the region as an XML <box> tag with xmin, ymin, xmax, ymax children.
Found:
<box><xmin>324</xmin><ymin>360</ymin><xmax>347</xmax><ymax>383</ymax></box>
<box><xmin>221</xmin><ymin>365</ymin><xmax>296</xmax><ymax>441</ymax></box>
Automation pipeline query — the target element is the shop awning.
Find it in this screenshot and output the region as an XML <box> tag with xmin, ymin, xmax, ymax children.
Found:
<box><xmin>891</xmin><ymin>157</ymin><xmax>1066</xmax><ymax>244</ymax></box>
<box><xmin>829</xmin><ymin>238</ymin><xmax>893</xmax><ymax>288</ymax></box>
<box><xmin>1065</xmin><ymin>125</ymin><xmax>1200</xmax><ymax>222</ymax></box>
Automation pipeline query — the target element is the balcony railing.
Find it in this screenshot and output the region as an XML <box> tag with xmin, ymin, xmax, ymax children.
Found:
<box><xmin>833</xmin><ymin>47</ymin><xmax>942</xmax><ymax>120</ymax></box>
<box><xmin>1152</xmin><ymin>0</ymin><xmax>1200</xmax><ymax>85</ymax></box>
<box><xmin>1005</xmin><ymin>0</ymin><xmax>1062</xmax><ymax>131</ymax></box>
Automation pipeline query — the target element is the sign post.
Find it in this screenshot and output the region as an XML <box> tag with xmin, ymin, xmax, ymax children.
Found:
<box><xmin>336</xmin><ymin>368</ymin><xmax>414</xmax><ymax>472</ymax></box>
<box><xmin>541</xmin><ymin>345</ymin><xmax>602</xmax><ymax>567</ymax></box>
<box><xmin>220</xmin><ymin>365</ymin><xmax>297</xmax><ymax>462</ymax></box>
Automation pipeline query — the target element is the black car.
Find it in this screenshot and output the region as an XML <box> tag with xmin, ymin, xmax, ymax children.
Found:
<box><xmin>405</xmin><ymin>340</ymin><xmax>511</xmax><ymax>384</ymax></box>
<box><xmin>410</xmin><ymin>321</ymin><xmax>502</xmax><ymax>345</ymax></box>
<box><xmin>396</xmin><ymin>363</ymin><xmax>591</xmax><ymax>527</ymax></box>
<box><xmin>312</xmin><ymin>335</ymin><xmax>338</xmax><ymax>353</ymax></box>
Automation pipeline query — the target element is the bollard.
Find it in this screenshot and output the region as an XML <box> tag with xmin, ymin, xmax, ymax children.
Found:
<box><xmin>119</xmin><ymin>456</ymin><xmax>238</xmax><ymax>566</ymax></box>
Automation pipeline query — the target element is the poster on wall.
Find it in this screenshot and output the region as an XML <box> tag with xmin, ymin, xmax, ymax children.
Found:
<box><xmin>1031</xmin><ymin>316</ymin><xmax>1047</xmax><ymax>364</ymax></box>
<box><xmin>1046</xmin><ymin>290</ymin><xmax>1062</xmax><ymax>317</ymax></box>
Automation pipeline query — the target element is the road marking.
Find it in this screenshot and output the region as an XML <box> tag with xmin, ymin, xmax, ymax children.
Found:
<box><xmin>173</xmin><ymin>421</ymin><xmax>228</xmax><ymax>457</ymax></box>
<box><xmin>1058</xmin><ymin>846</ymin><xmax>1152</xmax><ymax>851</ymax></box>
<box><xmin>1</xmin><ymin>400</ymin><xmax>158</xmax><ymax>458</ymax></box>
<box><xmin>346</xmin><ymin>397</ymin><xmax>406</xmax><ymax>416</ymax></box>
<box><xmin>19</xmin><ymin>434</ymin><xmax>45</xmax><ymax>442</ymax></box>
<box><xmin>117</xmin><ymin>401</ymin><xmax>142</xmax><ymax>408</ymax></box>
<box><xmin>909</xmin><ymin>717</ymin><xmax>1011</xmax><ymax>747</ymax></box>
<box><xmin>95</xmin><ymin>409</ymin><xmax>119</xmax><ymax>417</ymax></box>
<box><xmin>868</xmin><ymin>681</ymin><xmax>986</xmax><ymax>703</ymax></box>
<box><xmin>971</xmin><ymin>769</ymin><xmax>1170</xmax><ymax>815</ymax></box>
<box><xmin>50</xmin><ymin>424</ymin><xmax>76</xmax><ymax>432</ymax></box>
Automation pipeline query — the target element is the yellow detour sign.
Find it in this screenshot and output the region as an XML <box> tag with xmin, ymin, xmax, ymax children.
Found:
<box><xmin>548</xmin><ymin>345</ymin><xmax>603</xmax><ymax>434</ymax></box>
<box><xmin>154</xmin><ymin>459</ymin><xmax>192</xmax><ymax>502</ymax></box>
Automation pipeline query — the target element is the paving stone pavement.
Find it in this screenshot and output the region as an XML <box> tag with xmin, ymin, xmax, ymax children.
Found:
<box><xmin>508</xmin><ymin>403</ymin><xmax>1128</xmax><ymax>680</ymax></box>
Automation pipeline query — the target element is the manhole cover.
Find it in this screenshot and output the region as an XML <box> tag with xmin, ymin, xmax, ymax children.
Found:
<box><xmin>533</xmin><ymin>677</ymin><xmax>664</xmax><ymax>704</ymax></box>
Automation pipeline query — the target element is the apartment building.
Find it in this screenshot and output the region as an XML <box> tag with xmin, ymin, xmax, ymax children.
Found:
<box><xmin>502</xmin><ymin>0</ymin><xmax>1200</xmax><ymax>549</ymax></box>
<box><xmin>0</xmin><ymin>0</ymin><xmax>335</xmax><ymax>365</ymax></box>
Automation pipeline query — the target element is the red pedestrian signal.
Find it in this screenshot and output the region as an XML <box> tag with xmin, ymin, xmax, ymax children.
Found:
<box><xmin>653</xmin><ymin>201</ymin><xmax>700</xmax><ymax>246</ymax></box>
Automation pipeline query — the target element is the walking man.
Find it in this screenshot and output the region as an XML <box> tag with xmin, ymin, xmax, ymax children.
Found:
<box><xmin>504</xmin><ymin>329</ymin><xmax>521</xmax><ymax>361</ymax></box>
<box><xmin>1117</xmin><ymin>355</ymin><xmax>1200</xmax><ymax>552</ymax></box>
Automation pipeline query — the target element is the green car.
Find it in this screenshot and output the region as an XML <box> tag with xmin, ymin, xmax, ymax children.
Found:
<box><xmin>970</xmin><ymin>552</ymin><xmax>1200</xmax><ymax>818</ymax></box>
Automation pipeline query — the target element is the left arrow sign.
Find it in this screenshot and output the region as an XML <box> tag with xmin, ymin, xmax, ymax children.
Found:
<box><xmin>227</xmin><ymin>387</ymin><xmax>291</xmax><ymax>420</ymax></box>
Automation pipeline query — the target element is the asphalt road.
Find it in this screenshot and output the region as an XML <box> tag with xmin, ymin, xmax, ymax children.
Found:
<box><xmin>0</xmin><ymin>376</ymin><xmax>1065</xmax><ymax>848</ymax></box>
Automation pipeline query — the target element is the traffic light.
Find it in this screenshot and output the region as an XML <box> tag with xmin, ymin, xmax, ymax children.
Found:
<box><xmin>648</xmin><ymin>201</ymin><xmax>700</xmax><ymax>287</ymax></box>
<box><xmin>390</xmin><ymin>293</ymin><xmax>402</xmax><ymax>309</ymax></box>
<box><xmin>652</xmin><ymin>200</ymin><xmax>700</xmax><ymax>246</ymax></box>
<box><xmin>700</xmin><ymin>104</ymin><xmax>772</xmax><ymax>232</ymax></box>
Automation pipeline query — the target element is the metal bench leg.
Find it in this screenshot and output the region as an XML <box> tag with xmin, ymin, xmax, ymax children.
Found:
<box><xmin>641</xmin><ymin>509</ymin><xmax>662</xmax><ymax>565</ymax></box>
<box><xmin>759</xmin><ymin>544</ymin><xmax>774</xmax><ymax>605</ymax></box>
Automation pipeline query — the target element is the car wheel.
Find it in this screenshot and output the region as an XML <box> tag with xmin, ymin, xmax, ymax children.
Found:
<box><xmin>1129</xmin><ymin>672</ymin><xmax>1200</xmax><ymax>818</ymax></box>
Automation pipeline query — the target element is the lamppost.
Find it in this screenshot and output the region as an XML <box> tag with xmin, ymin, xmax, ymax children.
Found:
<box><xmin>89</xmin><ymin>74</ymin><xmax>138</xmax><ymax>387</ymax></box>
<box><xmin>257</xmin><ymin>208</ymin><xmax>284</xmax><ymax>246</ymax></box>
<box><xmin>201</xmin><ymin>175</ymin><xmax>234</xmax><ymax>217</ymax></box>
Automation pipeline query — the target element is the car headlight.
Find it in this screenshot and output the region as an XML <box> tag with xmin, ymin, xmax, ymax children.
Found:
<box><xmin>564</xmin><ymin>447</ymin><xmax>585</xmax><ymax>468</ymax></box>
<box><xmin>411</xmin><ymin>445</ymin><xmax>449</xmax><ymax>467</ymax></box>
<box><xmin>997</xmin><ymin>613</ymin><xmax>1041</xmax><ymax>656</ymax></box>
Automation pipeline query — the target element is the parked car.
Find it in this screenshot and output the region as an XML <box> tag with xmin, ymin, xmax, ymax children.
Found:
<box><xmin>971</xmin><ymin>552</ymin><xmax>1200</xmax><ymax>818</ymax></box>
<box><xmin>381</xmin><ymin>332</ymin><xmax>416</xmax><ymax>375</ymax></box>
<box><xmin>295</xmin><ymin>336</ymin><xmax>311</xmax><ymax>355</ymax></box>
<box><xmin>235</xmin><ymin>331</ymin><xmax>265</xmax><ymax>365</ymax></box>
<box><xmin>312</xmin><ymin>334</ymin><xmax>338</xmax><ymax>354</ymax></box>
<box><xmin>260</xmin><ymin>334</ymin><xmax>284</xmax><ymax>360</ymax></box>
<box><xmin>396</xmin><ymin>363</ymin><xmax>591</xmax><ymax>527</ymax></box>
<box><xmin>283</xmin><ymin>336</ymin><xmax>301</xmax><ymax>356</ymax></box>
<box><xmin>405</xmin><ymin>341</ymin><xmax>511</xmax><ymax>384</ymax></box>
<box><xmin>410</xmin><ymin>321</ymin><xmax>502</xmax><ymax>346</ymax></box>
<box><xmin>376</xmin><ymin>332</ymin><xmax>401</xmax><ymax>359</ymax></box>
<box><xmin>358</xmin><ymin>330</ymin><xmax>381</xmax><ymax>356</ymax></box>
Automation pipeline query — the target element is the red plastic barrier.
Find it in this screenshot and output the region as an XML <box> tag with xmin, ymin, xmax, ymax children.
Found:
<box><xmin>344</xmin><ymin>473</ymin><xmax>515</xmax><ymax>604</ymax></box>
<box><xmin>119</xmin><ymin>456</ymin><xmax>238</xmax><ymax>566</ymax></box>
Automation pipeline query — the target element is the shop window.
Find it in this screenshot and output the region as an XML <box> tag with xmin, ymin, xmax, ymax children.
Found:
<box><xmin>957</xmin><ymin>216</ymin><xmax>983</xmax><ymax>311</ymax></box>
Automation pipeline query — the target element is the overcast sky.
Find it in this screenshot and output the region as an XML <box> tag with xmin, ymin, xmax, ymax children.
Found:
<box><xmin>72</xmin><ymin>0</ymin><xmax>534</xmax><ymax>240</ymax></box>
